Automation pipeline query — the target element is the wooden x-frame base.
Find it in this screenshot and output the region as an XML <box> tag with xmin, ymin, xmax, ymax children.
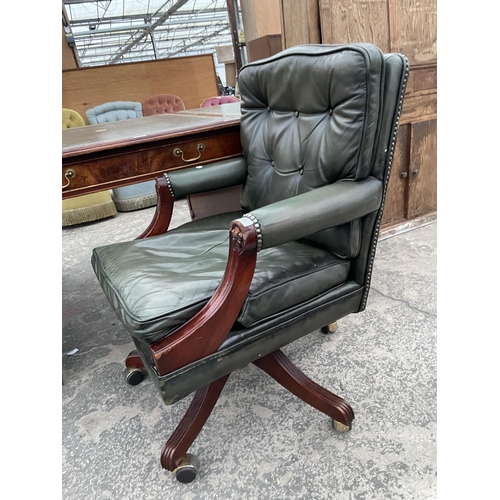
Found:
<box><xmin>126</xmin><ymin>347</ymin><xmax>354</xmax><ymax>473</ymax></box>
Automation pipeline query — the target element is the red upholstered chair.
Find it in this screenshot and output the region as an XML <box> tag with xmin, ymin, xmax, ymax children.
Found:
<box><xmin>200</xmin><ymin>95</ymin><xmax>240</xmax><ymax>107</ymax></box>
<box><xmin>142</xmin><ymin>94</ymin><xmax>186</xmax><ymax>116</ymax></box>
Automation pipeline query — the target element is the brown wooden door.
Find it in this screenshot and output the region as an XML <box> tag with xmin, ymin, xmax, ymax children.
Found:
<box><xmin>381</xmin><ymin>124</ymin><xmax>410</xmax><ymax>226</ymax></box>
<box><xmin>407</xmin><ymin>119</ymin><xmax>437</xmax><ymax>219</ymax></box>
<box><xmin>279</xmin><ymin>0</ymin><xmax>438</xmax><ymax>229</ymax></box>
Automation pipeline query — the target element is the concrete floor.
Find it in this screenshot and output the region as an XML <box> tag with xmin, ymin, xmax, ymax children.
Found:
<box><xmin>62</xmin><ymin>201</ymin><xmax>437</xmax><ymax>499</ymax></box>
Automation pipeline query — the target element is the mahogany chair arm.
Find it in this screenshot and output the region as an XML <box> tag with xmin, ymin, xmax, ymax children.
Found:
<box><xmin>149</xmin><ymin>217</ymin><xmax>258</xmax><ymax>376</ymax></box>
<box><xmin>136</xmin><ymin>157</ymin><xmax>247</xmax><ymax>240</ymax></box>
<box><xmin>135</xmin><ymin>176</ymin><xmax>175</xmax><ymax>239</ymax></box>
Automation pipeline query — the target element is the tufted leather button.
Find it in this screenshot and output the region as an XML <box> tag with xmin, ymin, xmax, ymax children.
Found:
<box><xmin>329</xmin><ymin>109</ymin><xmax>333</xmax><ymax>115</ymax></box>
<box><xmin>300</xmin><ymin>168</ymin><xmax>304</xmax><ymax>175</ymax></box>
<box><xmin>295</xmin><ymin>111</ymin><xmax>299</xmax><ymax>117</ymax></box>
<box><xmin>271</xmin><ymin>160</ymin><xmax>275</xmax><ymax>167</ymax></box>
<box><xmin>267</xmin><ymin>106</ymin><xmax>271</xmax><ymax>112</ymax></box>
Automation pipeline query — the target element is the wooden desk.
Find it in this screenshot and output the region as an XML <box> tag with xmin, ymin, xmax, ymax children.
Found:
<box><xmin>62</xmin><ymin>105</ymin><xmax>242</xmax><ymax>200</ymax></box>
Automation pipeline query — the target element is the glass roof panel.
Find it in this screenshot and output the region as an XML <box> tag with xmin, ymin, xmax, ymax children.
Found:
<box><xmin>63</xmin><ymin>0</ymin><xmax>237</xmax><ymax>69</ymax></box>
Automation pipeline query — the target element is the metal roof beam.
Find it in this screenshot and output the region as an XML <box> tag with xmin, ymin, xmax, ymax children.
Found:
<box><xmin>68</xmin><ymin>7</ymin><xmax>228</xmax><ymax>25</ymax></box>
<box><xmin>164</xmin><ymin>24</ymin><xmax>228</xmax><ymax>57</ymax></box>
<box><xmin>72</xmin><ymin>14</ymin><xmax>228</xmax><ymax>36</ymax></box>
<box><xmin>107</xmin><ymin>0</ymin><xmax>190</xmax><ymax>64</ymax></box>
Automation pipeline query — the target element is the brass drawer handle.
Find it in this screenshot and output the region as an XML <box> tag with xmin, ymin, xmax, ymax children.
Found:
<box><xmin>62</xmin><ymin>168</ymin><xmax>76</xmax><ymax>189</ymax></box>
<box><xmin>173</xmin><ymin>143</ymin><xmax>205</xmax><ymax>163</ymax></box>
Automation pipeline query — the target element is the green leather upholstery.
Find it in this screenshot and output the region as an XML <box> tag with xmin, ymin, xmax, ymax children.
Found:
<box><xmin>91</xmin><ymin>43</ymin><xmax>409</xmax><ymax>405</ymax></box>
<box><xmin>93</xmin><ymin>210</ymin><xmax>350</xmax><ymax>343</ymax></box>
<box><xmin>240</xmin><ymin>44</ymin><xmax>385</xmax><ymax>258</ymax></box>
<box><xmin>167</xmin><ymin>158</ymin><xmax>248</xmax><ymax>199</ymax></box>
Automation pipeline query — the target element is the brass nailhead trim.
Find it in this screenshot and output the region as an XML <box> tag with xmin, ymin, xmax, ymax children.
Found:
<box><xmin>162</xmin><ymin>173</ymin><xmax>175</xmax><ymax>199</ymax></box>
<box><xmin>361</xmin><ymin>57</ymin><xmax>410</xmax><ymax>310</ymax></box>
<box><xmin>243</xmin><ymin>212</ymin><xmax>263</xmax><ymax>252</ymax></box>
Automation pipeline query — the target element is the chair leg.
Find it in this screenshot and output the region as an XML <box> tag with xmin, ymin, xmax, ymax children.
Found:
<box><xmin>321</xmin><ymin>321</ymin><xmax>338</xmax><ymax>334</ymax></box>
<box><xmin>253</xmin><ymin>349</ymin><xmax>354</xmax><ymax>429</ymax></box>
<box><xmin>160</xmin><ymin>374</ymin><xmax>230</xmax><ymax>482</ymax></box>
<box><xmin>125</xmin><ymin>350</ymin><xmax>144</xmax><ymax>369</ymax></box>
<box><xmin>125</xmin><ymin>350</ymin><xmax>146</xmax><ymax>386</ymax></box>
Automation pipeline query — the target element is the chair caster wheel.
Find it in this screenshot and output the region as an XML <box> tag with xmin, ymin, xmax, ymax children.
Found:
<box><xmin>333</xmin><ymin>419</ymin><xmax>352</xmax><ymax>433</ymax></box>
<box><xmin>126</xmin><ymin>368</ymin><xmax>145</xmax><ymax>386</ymax></box>
<box><xmin>321</xmin><ymin>322</ymin><xmax>338</xmax><ymax>334</ymax></box>
<box><xmin>173</xmin><ymin>453</ymin><xmax>200</xmax><ymax>483</ymax></box>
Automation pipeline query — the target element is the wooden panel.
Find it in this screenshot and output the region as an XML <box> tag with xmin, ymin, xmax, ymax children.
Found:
<box><xmin>240</xmin><ymin>0</ymin><xmax>282</xmax><ymax>42</ymax></box>
<box><xmin>401</xmin><ymin>65</ymin><xmax>437</xmax><ymax>125</ymax></box>
<box><xmin>401</xmin><ymin>91</ymin><xmax>436</xmax><ymax>125</ymax></box>
<box><xmin>62</xmin><ymin>27</ymin><xmax>78</xmax><ymax>70</ymax></box>
<box><xmin>405</xmin><ymin>65</ymin><xmax>437</xmax><ymax>94</ymax></box>
<box><xmin>280</xmin><ymin>0</ymin><xmax>321</xmax><ymax>48</ymax></box>
<box><xmin>215</xmin><ymin>45</ymin><xmax>234</xmax><ymax>64</ymax></box>
<box><xmin>319</xmin><ymin>0</ymin><xmax>390</xmax><ymax>53</ymax></box>
<box><xmin>188</xmin><ymin>185</ymin><xmax>243</xmax><ymax>220</ymax></box>
<box><xmin>247</xmin><ymin>34</ymin><xmax>283</xmax><ymax>62</ymax></box>
<box><xmin>388</xmin><ymin>0</ymin><xmax>437</xmax><ymax>66</ymax></box>
<box><xmin>225</xmin><ymin>63</ymin><xmax>237</xmax><ymax>87</ymax></box>
<box><xmin>407</xmin><ymin>119</ymin><xmax>437</xmax><ymax>218</ymax></box>
<box><xmin>62</xmin><ymin>54</ymin><xmax>219</xmax><ymax>121</ymax></box>
<box><xmin>381</xmin><ymin>124</ymin><xmax>410</xmax><ymax>226</ymax></box>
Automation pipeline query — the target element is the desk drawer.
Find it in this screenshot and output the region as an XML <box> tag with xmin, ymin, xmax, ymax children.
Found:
<box><xmin>62</xmin><ymin>128</ymin><xmax>242</xmax><ymax>198</ymax></box>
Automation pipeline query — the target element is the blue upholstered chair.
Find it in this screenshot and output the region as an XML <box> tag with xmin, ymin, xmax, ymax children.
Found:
<box><xmin>86</xmin><ymin>101</ymin><xmax>143</xmax><ymax>124</ymax></box>
<box><xmin>86</xmin><ymin>101</ymin><xmax>157</xmax><ymax>212</ymax></box>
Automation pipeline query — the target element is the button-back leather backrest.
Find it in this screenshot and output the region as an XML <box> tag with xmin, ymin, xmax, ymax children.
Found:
<box><xmin>142</xmin><ymin>94</ymin><xmax>185</xmax><ymax>116</ymax></box>
<box><xmin>239</xmin><ymin>44</ymin><xmax>385</xmax><ymax>257</ymax></box>
<box><xmin>86</xmin><ymin>101</ymin><xmax>143</xmax><ymax>124</ymax></box>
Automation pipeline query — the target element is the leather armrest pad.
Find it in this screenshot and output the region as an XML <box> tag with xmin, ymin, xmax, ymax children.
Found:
<box><xmin>168</xmin><ymin>157</ymin><xmax>247</xmax><ymax>198</ymax></box>
<box><xmin>243</xmin><ymin>177</ymin><xmax>383</xmax><ymax>250</ymax></box>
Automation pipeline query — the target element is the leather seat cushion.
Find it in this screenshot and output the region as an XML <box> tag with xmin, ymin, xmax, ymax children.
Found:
<box><xmin>92</xmin><ymin>212</ymin><xmax>350</xmax><ymax>344</ymax></box>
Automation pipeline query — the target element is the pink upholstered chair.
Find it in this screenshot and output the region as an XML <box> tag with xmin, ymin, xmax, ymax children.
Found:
<box><xmin>142</xmin><ymin>94</ymin><xmax>186</xmax><ymax>116</ymax></box>
<box><xmin>200</xmin><ymin>96</ymin><xmax>240</xmax><ymax>107</ymax></box>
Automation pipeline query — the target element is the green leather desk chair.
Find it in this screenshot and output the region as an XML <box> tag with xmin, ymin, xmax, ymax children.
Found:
<box><xmin>91</xmin><ymin>43</ymin><xmax>409</xmax><ymax>483</ymax></box>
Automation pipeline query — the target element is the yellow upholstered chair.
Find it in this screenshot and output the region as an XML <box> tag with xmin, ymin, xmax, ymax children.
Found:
<box><xmin>62</xmin><ymin>108</ymin><xmax>117</xmax><ymax>226</ymax></box>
